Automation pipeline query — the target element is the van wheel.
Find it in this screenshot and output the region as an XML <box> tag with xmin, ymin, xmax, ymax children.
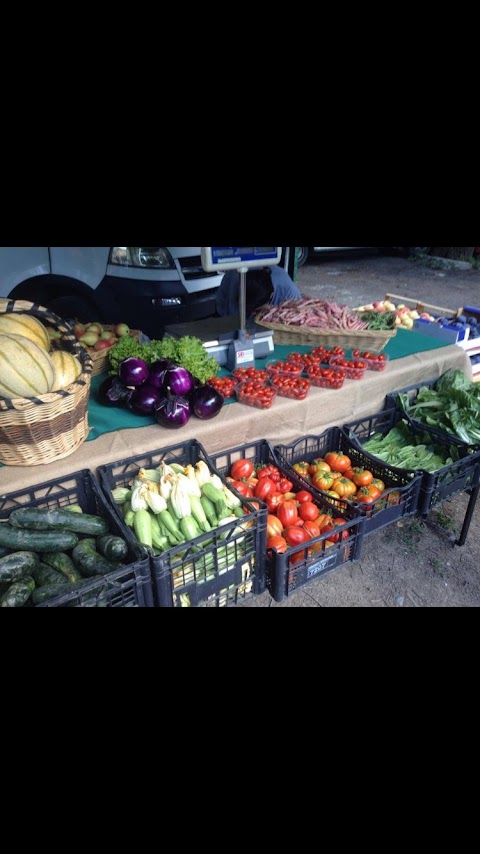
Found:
<box><xmin>297</xmin><ymin>247</ymin><xmax>310</xmax><ymax>267</ymax></box>
<box><xmin>47</xmin><ymin>295</ymin><xmax>100</xmax><ymax>324</ymax></box>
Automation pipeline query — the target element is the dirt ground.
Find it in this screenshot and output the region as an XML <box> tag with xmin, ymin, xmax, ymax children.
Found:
<box><xmin>244</xmin><ymin>250</ymin><xmax>480</xmax><ymax>608</ymax></box>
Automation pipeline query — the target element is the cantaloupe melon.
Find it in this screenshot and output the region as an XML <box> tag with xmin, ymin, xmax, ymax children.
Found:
<box><xmin>0</xmin><ymin>313</ymin><xmax>50</xmax><ymax>351</ymax></box>
<box><xmin>0</xmin><ymin>333</ymin><xmax>55</xmax><ymax>399</ymax></box>
<box><xmin>50</xmin><ymin>350</ymin><xmax>82</xmax><ymax>391</ymax></box>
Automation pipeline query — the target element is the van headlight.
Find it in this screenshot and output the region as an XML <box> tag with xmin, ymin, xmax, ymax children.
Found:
<box><xmin>110</xmin><ymin>247</ymin><xmax>174</xmax><ymax>268</ymax></box>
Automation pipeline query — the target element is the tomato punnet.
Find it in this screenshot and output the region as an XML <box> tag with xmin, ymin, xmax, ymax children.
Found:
<box><xmin>298</xmin><ymin>502</ymin><xmax>320</xmax><ymax>522</ymax></box>
<box><xmin>324</xmin><ymin>452</ymin><xmax>352</xmax><ymax>473</ymax></box>
<box><xmin>267</xmin><ymin>515</ymin><xmax>284</xmax><ymax>539</ymax></box>
<box><xmin>231</xmin><ymin>459</ymin><xmax>255</xmax><ymax>481</ymax></box>
<box><xmin>277</xmin><ymin>500</ymin><xmax>299</xmax><ymax>528</ymax></box>
<box><xmin>267</xmin><ymin>536</ymin><xmax>288</xmax><ymax>554</ymax></box>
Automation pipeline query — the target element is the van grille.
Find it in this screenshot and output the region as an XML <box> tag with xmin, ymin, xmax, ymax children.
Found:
<box><xmin>179</xmin><ymin>255</ymin><xmax>219</xmax><ymax>281</ymax></box>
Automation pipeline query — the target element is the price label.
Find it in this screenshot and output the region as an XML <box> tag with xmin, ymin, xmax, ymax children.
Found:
<box><xmin>236</xmin><ymin>349</ymin><xmax>255</xmax><ymax>365</ymax></box>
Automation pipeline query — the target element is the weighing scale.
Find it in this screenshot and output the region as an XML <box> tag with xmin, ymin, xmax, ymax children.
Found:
<box><xmin>199</xmin><ymin>247</ymin><xmax>280</xmax><ymax>370</ymax></box>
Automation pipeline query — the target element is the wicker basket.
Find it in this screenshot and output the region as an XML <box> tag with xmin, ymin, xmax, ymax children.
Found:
<box><xmin>86</xmin><ymin>326</ymin><xmax>142</xmax><ymax>378</ymax></box>
<box><xmin>0</xmin><ymin>300</ymin><xmax>93</xmax><ymax>467</ymax></box>
<box><xmin>254</xmin><ymin>317</ymin><xmax>397</xmax><ymax>351</ymax></box>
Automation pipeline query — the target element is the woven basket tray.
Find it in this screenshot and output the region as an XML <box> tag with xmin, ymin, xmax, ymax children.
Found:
<box><xmin>0</xmin><ymin>300</ymin><xmax>93</xmax><ymax>467</ymax></box>
<box><xmin>254</xmin><ymin>317</ymin><xmax>397</xmax><ymax>351</ymax></box>
<box><xmin>83</xmin><ymin>327</ymin><xmax>142</xmax><ymax>378</ymax></box>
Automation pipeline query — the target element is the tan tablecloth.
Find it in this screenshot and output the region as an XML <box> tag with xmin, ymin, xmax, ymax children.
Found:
<box><xmin>0</xmin><ymin>344</ymin><xmax>472</xmax><ymax>495</ymax></box>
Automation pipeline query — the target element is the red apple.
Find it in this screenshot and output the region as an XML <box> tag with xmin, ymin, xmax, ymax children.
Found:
<box><xmin>94</xmin><ymin>339</ymin><xmax>114</xmax><ymax>351</ymax></box>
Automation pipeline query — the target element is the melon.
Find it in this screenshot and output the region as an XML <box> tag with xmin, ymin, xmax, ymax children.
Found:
<box><xmin>0</xmin><ymin>333</ymin><xmax>55</xmax><ymax>399</ymax></box>
<box><xmin>50</xmin><ymin>350</ymin><xmax>82</xmax><ymax>391</ymax></box>
<box><xmin>0</xmin><ymin>313</ymin><xmax>50</xmax><ymax>351</ymax></box>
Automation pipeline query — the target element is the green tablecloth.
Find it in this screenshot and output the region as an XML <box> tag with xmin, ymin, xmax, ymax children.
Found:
<box><xmin>86</xmin><ymin>328</ymin><xmax>452</xmax><ymax>442</ymax></box>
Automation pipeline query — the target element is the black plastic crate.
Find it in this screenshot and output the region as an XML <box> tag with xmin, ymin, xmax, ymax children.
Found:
<box><xmin>274</xmin><ymin>428</ymin><xmax>422</xmax><ymax>537</ymax></box>
<box><xmin>343</xmin><ymin>408</ymin><xmax>480</xmax><ymax>516</ymax></box>
<box><xmin>0</xmin><ymin>470</ymin><xmax>153</xmax><ymax>607</ymax></box>
<box><xmin>209</xmin><ymin>439</ymin><xmax>365</xmax><ymax>604</ymax></box>
<box><xmin>97</xmin><ymin>440</ymin><xmax>267</xmax><ymax>608</ymax></box>
<box><xmin>385</xmin><ymin>378</ymin><xmax>480</xmax><ymax>451</ymax></box>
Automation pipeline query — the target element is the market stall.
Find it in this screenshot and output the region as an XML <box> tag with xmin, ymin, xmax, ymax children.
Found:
<box><xmin>0</xmin><ymin>329</ymin><xmax>472</xmax><ymax>495</ymax></box>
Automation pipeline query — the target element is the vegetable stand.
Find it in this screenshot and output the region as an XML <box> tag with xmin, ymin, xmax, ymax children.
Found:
<box><xmin>0</xmin><ymin>331</ymin><xmax>473</xmax><ymax>498</ymax></box>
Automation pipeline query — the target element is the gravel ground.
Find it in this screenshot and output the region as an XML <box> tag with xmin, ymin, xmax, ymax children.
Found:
<box><xmin>243</xmin><ymin>250</ymin><xmax>480</xmax><ymax>608</ymax></box>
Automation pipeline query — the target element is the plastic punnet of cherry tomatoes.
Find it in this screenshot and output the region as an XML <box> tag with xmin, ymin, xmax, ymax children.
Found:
<box><xmin>236</xmin><ymin>380</ymin><xmax>277</xmax><ymax>410</ymax></box>
<box><xmin>329</xmin><ymin>356</ymin><xmax>367</xmax><ymax>380</ymax></box>
<box><xmin>351</xmin><ymin>349</ymin><xmax>389</xmax><ymax>372</ymax></box>
<box><xmin>265</xmin><ymin>359</ymin><xmax>304</xmax><ymax>378</ymax></box>
<box><xmin>207</xmin><ymin>376</ymin><xmax>238</xmax><ymax>398</ymax></box>
<box><xmin>232</xmin><ymin>366</ymin><xmax>270</xmax><ymax>383</ymax></box>
<box><xmin>307</xmin><ymin>364</ymin><xmax>346</xmax><ymax>389</ymax></box>
<box><xmin>270</xmin><ymin>374</ymin><xmax>311</xmax><ymax>400</ymax></box>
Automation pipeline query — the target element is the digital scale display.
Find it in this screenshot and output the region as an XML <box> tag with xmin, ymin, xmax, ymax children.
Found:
<box><xmin>201</xmin><ymin>246</ymin><xmax>282</xmax><ymax>272</ymax></box>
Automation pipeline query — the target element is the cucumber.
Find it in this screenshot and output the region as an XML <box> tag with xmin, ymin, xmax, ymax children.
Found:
<box><xmin>0</xmin><ymin>546</ymin><xmax>11</xmax><ymax>559</ymax></box>
<box><xmin>0</xmin><ymin>525</ymin><xmax>79</xmax><ymax>553</ymax></box>
<box><xmin>40</xmin><ymin>551</ymin><xmax>83</xmax><ymax>583</ymax></box>
<box><xmin>31</xmin><ymin>582</ymin><xmax>73</xmax><ymax>605</ymax></box>
<box><xmin>33</xmin><ymin>562</ymin><xmax>69</xmax><ymax>587</ymax></box>
<box><xmin>0</xmin><ymin>551</ymin><xmax>39</xmax><ymax>582</ymax></box>
<box><xmin>8</xmin><ymin>507</ymin><xmax>108</xmax><ymax>536</ymax></box>
<box><xmin>96</xmin><ymin>534</ymin><xmax>128</xmax><ymax>563</ymax></box>
<box><xmin>0</xmin><ymin>577</ymin><xmax>35</xmax><ymax>607</ymax></box>
<box><xmin>72</xmin><ymin>538</ymin><xmax>118</xmax><ymax>578</ymax></box>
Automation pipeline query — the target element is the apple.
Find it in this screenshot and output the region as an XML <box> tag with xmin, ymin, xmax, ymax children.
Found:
<box><xmin>74</xmin><ymin>322</ymin><xmax>86</xmax><ymax>339</ymax></box>
<box><xmin>384</xmin><ymin>301</ymin><xmax>396</xmax><ymax>311</ymax></box>
<box><xmin>114</xmin><ymin>322</ymin><xmax>130</xmax><ymax>338</ymax></box>
<box><xmin>100</xmin><ymin>330</ymin><xmax>116</xmax><ymax>341</ymax></box>
<box><xmin>395</xmin><ymin>316</ymin><xmax>403</xmax><ymax>327</ymax></box>
<box><xmin>363</xmin><ymin>304</ymin><xmax>375</xmax><ymax>311</ymax></box>
<box><xmin>86</xmin><ymin>323</ymin><xmax>103</xmax><ymax>336</ymax></box>
<box><xmin>402</xmin><ymin>316</ymin><xmax>414</xmax><ymax>329</ymax></box>
<box><xmin>94</xmin><ymin>339</ymin><xmax>114</xmax><ymax>351</ymax></box>
<box><xmin>373</xmin><ymin>301</ymin><xmax>385</xmax><ymax>310</ymax></box>
<box><xmin>47</xmin><ymin>328</ymin><xmax>62</xmax><ymax>340</ymax></box>
<box><xmin>80</xmin><ymin>332</ymin><xmax>99</xmax><ymax>347</ymax></box>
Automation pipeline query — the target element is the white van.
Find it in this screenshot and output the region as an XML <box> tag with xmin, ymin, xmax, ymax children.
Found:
<box><xmin>0</xmin><ymin>247</ymin><xmax>224</xmax><ymax>338</ymax></box>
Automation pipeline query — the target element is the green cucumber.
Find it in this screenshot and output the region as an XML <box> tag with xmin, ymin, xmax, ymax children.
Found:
<box><xmin>40</xmin><ymin>551</ymin><xmax>83</xmax><ymax>583</ymax></box>
<box><xmin>0</xmin><ymin>525</ymin><xmax>79</xmax><ymax>553</ymax></box>
<box><xmin>72</xmin><ymin>538</ymin><xmax>118</xmax><ymax>578</ymax></box>
<box><xmin>0</xmin><ymin>551</ymin><xmax>39</xmax><ymax>582</ymax></box>
<box><xmin>33</xmin><ymin>562</ymin><xmax>69</xmax><ymax>587</ymax></box>
<box><xmin>31</xmin><ymin>582</ymin><xmax>73</xmax><ymax>605</ymax></box>
<box><xmin>1</xmin><ymin>577</ymin><xmax>36</xmax><ymax>607</ymax></box>
<box><xmin>8</xmin><ymin>507</ymin><xmax>108</xmax><ymax>536</ymax></box>
<box><xmin>95</xmin><ymin>534</ymin><xmax>129</xmax><ymax>563</ymax></box>
<box><xmin>0</xmin><ymin>546</ymin><xmax>11</xmax><ymax>559</ymax></box>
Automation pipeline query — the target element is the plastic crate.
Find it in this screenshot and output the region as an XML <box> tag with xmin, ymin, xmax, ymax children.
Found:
<box><xmin>0</xmin><ymin>470</ymin><xmax>153</xmax><ymax>607</ymax></box>
<box><xmin>209</xmin><ymin>439</ymin><xmax>365</xmax><ymax>604</ymax></box>
<box><xmin>97</xmin><ymin>439</ymin><xmax>267</xmax><ymax>608</ymax></box>
<box><xmin>274</xmin><ymin>428</ymin><xmax>422</xmax><ymax>537</ymax></box>
<box><xmin>385</xmin><ymin>378</ymin><xmax>480</xmax><ymax>451</ymax></box>
<box><xmin>343</xmin><ymin>408</ymin><xmax>480</xmax><ymax>516</ymax></box>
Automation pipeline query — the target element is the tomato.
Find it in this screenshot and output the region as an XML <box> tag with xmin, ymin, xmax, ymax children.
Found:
<box><xmin>267</xmin><ymin>515</ymin><xmax>284</xmax><ymax>539</ymax></box>
<box><xmin>355</xmin><ymin>487</ymin><xmax>378</xmax><ymax>505</ymax></box>
<box><xmin>257</xmin><ymin>465</ymin><xmax>280</xmax><ymax>482</ymax></box>
<box><xmin>352</xmin><ymin>468</ymin><xmax>374</xmax><ymax>488</ymax></box>
<box><xmin>302</xmin><ymin>519</ymin><xmax>321</xmax><ymax>539</ymax></box>
<box><xmin>277</xmin><ymin>500</ymin><xmax>299</xmax><ymax>528</ymax></box>
<box><xmin>231</xmin><ymin>480</ymin><xmax>253</xmax><ymax>498</ymax></box>
<box><xmin>386</xmin><ymin>490</ymin><xmax>401</xmax><ymax>506</ymax></box>
<box><xmin>311</xmin><ymin>472</ymin><xmax>335</xmax><ymax>491</ymax></box>
<box><xmin>296</xmin><ymin>490</ymin><xmax>313</xmax><ymax>504</ymax></box>
<box><xmin>371</xmin><ymin>478</ymin><xmax>385</xmax><ymax>493</ymax></box>
<box><xmin>254</xmin><ymin>478</ymin><xmax>278</xmax><ymax>501</ymax></box>
<box><xmin>324</xmin><ymin>452</ymin><xmax>352</xmax><ymax>474</ymax></box>
<box><xmin>230</xmin><ymin>459</ymin><xmax>255</xmax><ymax>481</ymax></box>
<box><xmin>278</xmin><ymin>478</ymin><xmax>293</xmax><ymax>494</ymax></box>
<box><xmin>265</xmin><ymin>492</ymin><xmax>284</xmax><ymax>512</ymax></box>
<box><xmin>321</xmin><ymin>517</ymin><xmax>349</xmax><ymax>544</ymax></box>
<box><xmin>289</xmin><ymin>547</ymin><xmax>312</xmax><ymax>567</ymax></box>
<box><xmin>309</xmin><ymin>459</ymin><xmax>331</xmax><ymax>476</ymax></box>
<box><xmin>298</xmin><ymin>501</ymin><xmax>320</xmax><ymax>522</ymax></box>
<box><xmin>293</xmin><ymin>461</ymin><xmax>310</xmax><ymax>476</ymax></box>
<box><xmin>333</xmin><ymin>477</ymin><xmax>357</xmax><ymax>498</ymax></box>
<box><xmin>284</xmin><ymin>526</ymin><xmax>311</xmax><ymax>548</ymax></box>
<box><xmin>366</xmin><ymin>484</ymin><xmax>382</xmax><ymax>501</ymax></box>
<box><xmin>267</xmin><ymin>536</ymin><xmax>288</xmax><ymax>554</ymax></box>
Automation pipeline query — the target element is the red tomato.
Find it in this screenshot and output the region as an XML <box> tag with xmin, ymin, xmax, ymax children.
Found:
<box><xmin>296</xmin><ymin>490</ymin><xmax>313</xmax><ymax>504</ymax></box>
<box><xmin>284</xmin><ymin>526</ymin><xmax>311</xmax><ymax>548</ymax></box>
<box><xmin>298</xmin><ymin>502</ymin><xmax>320</xmax><ymax>522</ymax></box>
<box><xmin>324</xmin><ymin>452</ymin><xmax>352</xmax><ymax>474</ymax></box>
<box><xmin>352</xmin><ymin>469</ymin><xmax>374</xmax><ymax>488</ymax></box>
<box><xmin>231</xmin><ymin>480</ymin><xmax>253</xmax><ymax>498</ymax></box>
<box><xmin>302</xmin><ymin>520</ymin><xmax>321</xmax><ymax>539</ymax></box>
<box><xmin>267</xmin><ymin>515</ymin><xmax>284</xmax><ymax>539</ymax></box>
<box><xmin>277</xmin><ymin>500</ymin><xmax>299</xmax><ymax>528</ymax></box>
<box><xmin>265</xmin><ymin>492</ymin><xmax>283</xmax><ymax>512</ymax></box>
<box><xmin>254</xmin><ymin>478</ymin><xmax>278</xmax><ymax>501</ymax></box>
<box><xmin>231</xmin><ymin>459</ymin><xmax>254</xmax><ymax>481</ymax></box>
<box><xmin>267</xmin><ymin>536</ymin><xmax>288</xmax><ymax>554</ymax></box>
